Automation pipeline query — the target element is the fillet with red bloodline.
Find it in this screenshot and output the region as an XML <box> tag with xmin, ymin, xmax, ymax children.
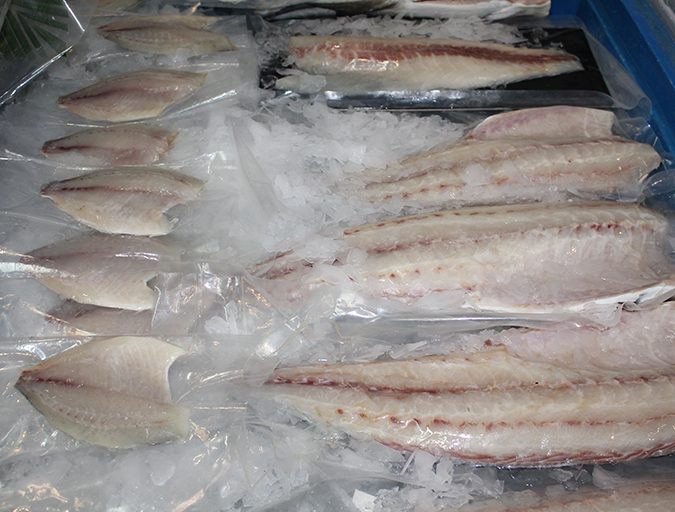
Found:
<box><xmin>269</xmin><ymin>307</ymin><xmax>675</xmax><ymax>466</ymax></box>
<box><xmin>41</xmin><ymin>167</ymin><xmax>204</xmax><ymax>236</ymax></box>
<box><xmin>42</xmin><ymin>125</ymin><xmax>177</xmax><ymax>166</ymax></box>
<box><xmin>15</xmin><ymin>336</ymin><xmax>189</xmax><ymax>448</ymax></box>
<box><xmin>288</xmin><ymin>35</ymin><xmax>582</xmax><ymax>89</ymax></box>
<box><xmin>255</xmin><ymin>202</ymin><xmax>675</xmax><ymax>316</ymax></box>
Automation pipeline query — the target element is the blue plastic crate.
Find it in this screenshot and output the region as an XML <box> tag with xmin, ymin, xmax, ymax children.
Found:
<box><xmin>551</xmin><ymin>0</ymin><xmax>675</xmax><ymax>153</ymax></box>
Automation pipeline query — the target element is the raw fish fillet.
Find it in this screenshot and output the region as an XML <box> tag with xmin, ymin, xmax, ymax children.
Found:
<box><xmin>42</xmin><ymin>125</ymin><xmax>177</xmax><ymax>166</ymax></box>
<box><xmin>466</xmin><ymin>106</ymin><xmax>616</xmax><ymax>141</ymax></box>
<box><xmin>288</xmin><ymin>35</ymin><xmax>581</xmax><ymax>89</ymax></box>
<box><xmin>454</xmin><ymin>479</ymin><xmax>675</xmax><ymax>511</ymax></box>
<box><xmin>98</xmin><ymin>15</ymin><xmax>235</xmax><ymax>55</ymax></box>
<box><xmin>270</xmin><ymin>307</ymin><xmax>675</xmax><ymax>465</ymax></box>
<box><xmin>57</xmin><ymin>69</ymin><xmax>207</xmax><ymax>122</ymax></box>
<box><xmin>391</xmin><ymin>0</ymin><xmax>550</xmax><ymax>20</ymax></box>
<box><xmin>21</xmin><ymin>234</ymin><xmax>181</xmax><ymax>311</ymax></box>
<box><xmin>16</xmin><ymin>336</ymin><xmax>188</xmax><ymax>448</ymax></box>
<box><xmin>42</xmin><ymin>168</ymin><xmax>205</xmax><ymax>236</ymax></box>
<box><xmin>363</xmin><ymin>137</ymin><xmax>661</xmax><ymax>207</ymax></box>
<box><xmin>256</xmin><ymin>202</ymin><xmax>675</xmax><ymax>316</ymax></box>
<box><xmin>48</xmin><ymin>303</ymin><xmax>153</xmax><ymax>335</ymax></box>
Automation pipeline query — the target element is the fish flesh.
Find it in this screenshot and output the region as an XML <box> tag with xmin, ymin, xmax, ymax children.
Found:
<box><xmin>288</xmin><ymin>36</ymin><xmax>582</xmax><ymax>90</ymax></box>
<box><xmin>453</xmin><ymin>479</ymin><xmax>675</xmax><ymax>511</ymax></box>
<box><xmin>388</xmin><ymin>0</ymin><xmax>550</xmax><ymax>20</ymax></box>
<box><xmin>16</xmin><ymin>336</ymin><xmax>189</xmax><ymax>448</ymax></box>
<box><xmin>98</xmin><ymin>15</ymin><xmax>235</xmax><ymax>55</ymax></box>
<box><xmin>256</xmin><ymin>202</ymin><xmax>675</xmax><ymax>316</ymax></box>
<box><xmin>362</xmin><ymin>137</ymin><xmax>661</xmax><ymax>207</ymax></box>
<box><xmin>42</xmin><ymin>125</ymin><xmax>177</xmax><ymax>166</ymax></box>
<box><xmin>41</xmin><ymin>168</ymin><xmax>205</xmax><ymax>236</ymax></box>
<box><xmin>466</xmin><ymin>106</ymin><xmax>616</xmax><ymax>141</ymax></box>
<box><xmin>270</xmin><ymin>306</ymin><xmax>675</xmax><ymax>465</ymax></box>
<box><xmin>48</xmin><ymin>303</ymin><xmax>153</xmax><ymax>335</ymax></box>
<box><xmin>57</xmin><ymin>69</ymin><xmax>207</xmax><ymax>122</ymax></box>
<box><xmin>21</xmin><ymin>233</ymin><xmax>181</xmax><ymax>311</ymax></box>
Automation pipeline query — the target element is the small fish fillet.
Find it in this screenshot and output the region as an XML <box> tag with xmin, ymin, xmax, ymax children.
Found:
<box><xmin>42</xmin><ymin>125</ymin><xmax>177</xmax><ymax>166</ymax></box>
<box><xmin>48</xmin><ymin>303</ymin><xmax>153</xmax><ymax>335</ymax></box>
<box><xmin>392</xmin><ymin>0</ymin><xmax>550</xmax><ymax>20</ymax></box>
<box><xmin>363</xmin><ymin>137</ymin><xmax>661</xmax><ymax>207</ymax></box>
<box><xmin>466</xmin><ymin>106</ymin><xmax>616</xmax><ymax>141</ymax></box>
<box><xmin>454</xmin><ymin>479</ymin><xmax>675</xmax><ymax>511</ymax></box>
<box><xmin>98</xmin><ymin>15</ymin><xmax>235</xmax><ymax>55</ymax></box>
<box><xmin>21</xmin><ymin>234</ymin><xmax>181</xmax><ymax>311</ymax></box>
<box><xmin>289</xmin><ymin>35</ymin><xmax>581</xmax><ymax>89</ymax></box>
<box><xmin>16</xmin><ymin>336</ymin><xmax>188</xmax><ymax>448</ymax></box>
<box><xmin>41</xmin><ymin>168</ymin><xmax>204</xmax><ymax>236</ymax></box>
<box><xmin>58</xmin><ymin>69</ymin><xmax>207</xmax><ymax>122</ymax></box>
<box><xmin>257</xmin><ymin>202</ymin><xmax>675</xmax><ymax>316</ymax></box>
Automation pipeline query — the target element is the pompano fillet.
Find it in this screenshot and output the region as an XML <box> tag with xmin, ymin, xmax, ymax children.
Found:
<box><xmin>57</xmin><ymin>69</ymin><xmax>207</xmax><ymax>122</ymax></box>
<box><xmin>16</xmin><ymin>336</ymin><xmax>189</xmax><ymax>448</ymax></box>
<box><xmin>391</xmin><ymin>0</ymin><xmax>550</xmax><ymax>20</ymax></box>
<box><xmin>98</xmin><ymin>15</ymin><xmax>235</xmax><ymax>55</ymax></box>
<box><xmin>21</xmin><ymin>234</ymin><xmax>181</xmax><ymax>311</ymax></box>
<box><xmin>288</xmin><ymin>35</ymin><xmax>581</xmax><ymax>89</ymax></box>
<box><xmin>453</xmin><ymin>479</ymin><xmax>675</xmax><ymax>511</ymax></box>
<box><xmin>270</xmin><ymin>307</ymin><xmax>675</xmax><ymax>465</ymax></box>
<box><xmin>256</xmin><ymin>202</ymin><xmax>675</xmax><ymax>316</ymax></box>
<box><xmin>42</xmin><ymin>125</ymin><xmax>177</xmax><ymax>166</ymax></box>
<box><xmin>41</xmin><ymin>168</ymin><xmax>205</xmax><ymax>236</ymax></box>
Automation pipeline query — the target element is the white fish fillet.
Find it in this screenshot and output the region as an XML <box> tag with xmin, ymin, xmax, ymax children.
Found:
<box><xmin>271</xmin><ymin>307</ymin><xmax>675</xmax><ymax>465</ymax></box>
<box><xmin>390</xmin><ymin>0</ymin><xmax>550</xmax><ymax>20</ymax></box>
<box><xmin>98</xmin><ymin>15</ymin><xmax>235</xmax><ymax>55</ymax></box>
<box><xmin>41</xmin><ymin>168</ymin><xmax>205</xmax><ymax>236</ymax></box>
<box><xmin>16</xmin><ymin>336</ymin><xmax>188</xmax><ymax>448</ymax></box>
<box><xmin>289</xmin><ymin>35</ymin><xmax>582</xmax><ymax>89</ymax></box>
<box><xmin>41</xmin><ymin>125</ymin><xmax>177</xmax><ymax>166</ymax></box>
<box><xmin>363</xmin><ymin>137</ymin><xmax>661</xmax><ymax>207</ymax></box>
<box><xmin>21</xmin><ymin>234</ymin><xmax>181</xmax><ymax>311</ymax></box>
<box><xmin>48</xmin><ymin>303</ymin><xmax>153</xmax><ymax>335</ymax></box>
<box><xmin>257</xmin><ymin>202</ymin><xmax>675</xmax><ymax>316</ymax></box>
<box><xmin>57</xmin><ymin>69</ymin><xmax>207</xmax><ymax>122</ymax></box>
<box><xmin>454</xmin><ymin>480</ymin><xmax>675</xmax><ymax>511</ymax></box>
<box><xmin>466</xmin><ymin>106</ymin><xmax>616</xmax><ymax>141</ymax></box>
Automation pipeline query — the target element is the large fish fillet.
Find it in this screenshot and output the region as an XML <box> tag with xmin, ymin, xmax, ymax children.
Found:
<box><xmin>57</xmin><ymin>69</ymin><xmax>207</xmax><ymax>122</ymax></box>
<box><xmin>21</xmin><ymin>234</ymin><xmax>181</xmax><ymax>311</ymax></box>
<box><xmin>288</xmin><ymin>35</ymin><xmax>582</xmax><ymax>89</ymax></box>
<box><xmin>453</xmin><ymin>479</ymin><xmax>675</xmax><ymax>511</ymax></box>
<box><xmin>16</xmin><ymin>336</ymin><xmax>189</xmax><ymax>448</ymax></box>
<box><xmin>98</xmin><ymin>15</ymin><xmax>235</xmax><ymax>55</ymax></box>
<box><xmin>256</xmin><ymin>202</ymin><xmax>675</xmax><ymax>316</ymax></box>
<box><xmin>42</xmin><ymin>125</ymin><xmax>177</xmax><ymax>166</ymax></box>
<box><xmin>270</xmin><ymin>306</ymin><xmax>675</xmax><ymax>465</ymax></box>
<box><xmin>41</xmin><ymin>168</ymin><xmax>205</xmax><ymax>236</ymax></box>
<box><xmin>48</xmin><ymin>303</ymin><xmax>153</xmax><ymax>335</ymax></box>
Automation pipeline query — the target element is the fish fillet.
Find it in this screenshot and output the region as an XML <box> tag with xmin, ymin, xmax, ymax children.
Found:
<box><xmin>390</xmin><ymin>0</ymin><xmax>550</xmax><ymax>20</ymax></box>
<box><xmin>42</xmin><ymin>125</ymin><xmax>177</xmax><ymax>166</ymax></box>
<box><xmin>16</xmin><ymin>336</ymin><xmax>189</xmax><ymax>448</ymax></box>
<box><xmin>466</xmin><ymin>106</ymin><xmax>616</xmax><ymax>141</ymax></box>
<box><xmin>98</xmin><ymin>15</ymin><xmax>235</xmax><ymax>55</ymax></box>
<box><xmin>21</xmin><ymin>234</ymin><xmax>181</xmax><ymax>311</ymax></box>
<box><xmin>41</xmin><ymin>168</ymin><xmax>205</xmax><ymax>236</ymax></box>
<box><xmin>289</xmin><ymin>35</ymin><xmax>582</xmax><ymax>89</ymax></box>
<box><xmin>453</xmin><ymin>479</ymin><xmax>675</xmax><ymax>511</ymax></box>
<box><xmin>363</xmin><ymin>137</ymin><xmax>661</xmax><ymax>207</ymax></box>
<box><xmin>57</xmin><ymin>69</ymin><xmax>207</xmax><ymax>122</ymax></box>
<box><xmin>48</xmin><ymin>303</ymin><xmax>153</xmax><ymax>335</ymax></box>
<box><xmin>256</xmin><ymin>202</ymin><xmax>675</xmax><ymax>316</ymax></box>
<box><xmin>271</xmin><ymin>307</ymin><xmax>675</xmax><ymax>465</ymax></box>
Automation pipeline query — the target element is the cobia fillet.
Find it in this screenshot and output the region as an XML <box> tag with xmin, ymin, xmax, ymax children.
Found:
<box><xmin>270</xmin><ymin>305</ymin><xmax>675</xmax><ymax>465</ymax></box>
<box><xmin>255</xmin><ymin>202</ymin><xmax>675</xmax><ymax>317</ymax></box>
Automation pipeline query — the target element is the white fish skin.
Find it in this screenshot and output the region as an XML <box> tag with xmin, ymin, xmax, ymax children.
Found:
<box><xmin>289</xmin><ymin>35</ymin><xmax>582</xmax><ymax>89</ymax></box>
<box><xmin>21</xmin><ymin>234</ymin><xmax>181</xmax><ymax>311</ymax></box>
<box><xmin>98</xmin><ymin>15</ymin><xmax>235</xmax><ymax>55</ymax></box>
<box><xmin>454</xmin><ymin>480</ymin><xmax>675</xmax><ymax>511</ymax></box>
<box><xmin>363</xmin><ymin>137</ymin><xmax>662</xmax><ymax>207</ymax></box>
<box><xmin>258</xmin><ymin>202</ymin><xmax>675</xmax><ymax>315</ymax></box>
<box><xmin>390</xmin><ymin>0</ymin><xmax>550</xmax><ymax>20</ymax></box>
<box><xmin>57</xmin><ymin>69</ymin><xmax>207</xmax><ymax>122</ymax></box>
<box><xmin>41</xmin><ymin>168</ymin><xmax>205</xmax><ymax>236</ymax></box>
<box><xmin>15</xmin><ymin>336</ymin><xmax>188</xmax><ymax>448</ymax></box>
<box><xmin>466</xmin><ymin>106</ymin><xmax>616</xmax><ymax>141</ymax></box>
<box><xmin>41</xmin><ymin>126</ymin><xmax>177</xmax><ymax>166</ymax></box>
<box><xmin>48</xmin><ymin>303</ymin><xmax>153</xmax><ymax>335</ymax></box>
